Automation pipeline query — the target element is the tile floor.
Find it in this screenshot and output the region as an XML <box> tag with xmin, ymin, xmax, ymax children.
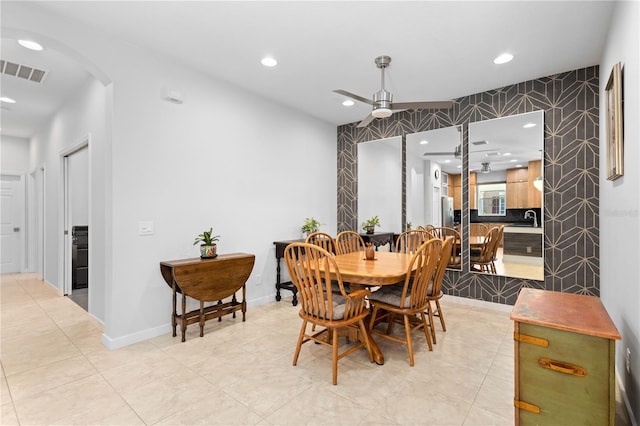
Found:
<box><xmin>0</xmin><ymin>273</ymin><xmax>567</xmax><ymax>425</ymax></box>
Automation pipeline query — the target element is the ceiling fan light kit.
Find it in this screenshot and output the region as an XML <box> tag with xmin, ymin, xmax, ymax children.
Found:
<box><xmin>334</xmin><ymin>55</ymin><xmax>453</xmax><ymax>127</ymax></box>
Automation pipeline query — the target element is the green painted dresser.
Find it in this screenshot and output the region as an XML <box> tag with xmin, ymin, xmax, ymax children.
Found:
<box><xmin>510</xmin><ymin>288</ymin><xmax>621</xmax><ymax>425</ymax></box>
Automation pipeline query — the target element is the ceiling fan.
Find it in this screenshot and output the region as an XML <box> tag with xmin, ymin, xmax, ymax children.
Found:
<box><xmin>334</xmin><ymin>55</ymin><xmax>454</xmax><ymax>128</ymax></box>
<box><xmin>423</xmin><ymin>142</ymin><xmax>499</xmax><ymax>158</ymax></box>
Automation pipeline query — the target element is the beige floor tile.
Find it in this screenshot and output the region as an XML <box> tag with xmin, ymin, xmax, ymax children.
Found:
<box><xmin>0</xmin><ymin>402</ymin><xmax>19</xmax><ymax>425</ymax></box>
<box><xmin>1</xmin><ymin>328</ymin><xmax>83</xmax><ymax>376</ymax></box>
<box><xmin>119</xmin><ymin>374</ymin><xmax>220</xmax><ymax>425</ymax></box>
<box><xmin>463</xmin><ymin>404</ymin><xmax>513</xmax><ymax>425</ymax></box>
<box><xmin>154</xmin><ymin>386</ymin><xmax>262</xmax><ymax>425</ymax></box>
<box><xmin>5</xmin><ymin>355</ymin><xmax>97</xmax><ymax>401</ymax></box>
<box><xmin>12</xmin><ymin>374</ymin><xmax>128</xmax><ymax>425</ymax></box>
<box><xmin>83</xmin><ymin>340</ymin><xmax>161</xmax><ymax>372</ymax></box>
<box><xmin>264</xmin><ymin>381</ymin><xmax>373</xmax><ymax>426</ymax></box>
<box><xmin>470</xmin><ymin>374</ymin><xmax>514</xmax><ymax>421</ymax></box>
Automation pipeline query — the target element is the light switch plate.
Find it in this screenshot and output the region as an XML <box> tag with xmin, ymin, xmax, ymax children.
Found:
<box><xmin>139</xmin><ymin>221</ymin><xmax>154</xmax><ymax>235</ymax></box>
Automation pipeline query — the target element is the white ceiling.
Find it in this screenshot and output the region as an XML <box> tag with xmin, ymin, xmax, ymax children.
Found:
<box><xmin>1</xmin><ymin>1</ymin><xmax>615</xmax><ymax>139</ymax></box>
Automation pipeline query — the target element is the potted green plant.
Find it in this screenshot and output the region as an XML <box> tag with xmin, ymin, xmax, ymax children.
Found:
<box><xmin>193</xmin><ymin>227</ymin><xmax>220</xmax><ymax>258</ymax></box>
<box><xmin>362</xmin><ymin>215</ymin><xmax>381</xmax><ymax>234</ymax></box>
<box><xmin>300</xmin><ymin>217</ymin><xmax>324</xmax><ymax>236</ymax></box>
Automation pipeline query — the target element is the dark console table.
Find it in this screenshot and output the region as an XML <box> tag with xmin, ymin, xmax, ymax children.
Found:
<box><xmin>273</xmin><ymin>239</ymin><xmax>303</xmax><ymax>306</ymax></box>
<box><xmin>360</xmin><ymin>232</ymin><xmax>395</xmax><ymax>251</ymax></box>
<box><xmin>160</xmin><ymin>253</ymin><xmax>255</xmax><ymax>342</ymax></box>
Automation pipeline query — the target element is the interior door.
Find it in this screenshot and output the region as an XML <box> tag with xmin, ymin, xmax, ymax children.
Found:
<box><xmin>0</xmin><ymin>174</ymin><xmax>25</xmax><ymax>273</ymax></box>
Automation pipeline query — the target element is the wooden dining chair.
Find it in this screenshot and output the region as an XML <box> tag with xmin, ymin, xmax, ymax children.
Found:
<box><xmin>470</xmin><ymin>223</ymin><xmax>489</xmax><ymax>237</ymax></box>
<box><xmin>470</xmin><ymin>227</ymin><xmax>500</xmax><ymax>273</ymax></box>
<box><xmin>335</xmin><ymin>231</ymin><xmax>365</xmax><ymax>255</ymax></box>
<box><xmin>305</xmin><ymin>232</ymin><xmax>336</xmax><ymax>255</ymax></box>
<box><xmin>426</xmin><ymin>236</ymin><xmax>454</xmax><ymax>343</ymax></box>
<box><xmin>429</xmin><ymin>227</ymin><xmax>461</xmax><ymax>269</ymax></box>
<box><xmin>284</xmin><ymin>243</ymin><xmax>373</xmax><ymax>385</ymax></box>
<box><xmin>368</xmin><ymin>238</ymin><xmax>442</xmax><ymax>366</ymax></box>
<box><xmin>395</xmin><ymin>229</ymin><xmax>430</xmax><ymax>254</ymax></box>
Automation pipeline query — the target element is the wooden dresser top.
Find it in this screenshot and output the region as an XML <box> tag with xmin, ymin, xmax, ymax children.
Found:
<box><xmin>510</xmin><ymin>288</ymin><xmax>621</xmax><ymax>340</ymax></box>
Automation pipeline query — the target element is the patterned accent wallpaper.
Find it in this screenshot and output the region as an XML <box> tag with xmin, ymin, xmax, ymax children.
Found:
<box><xmin>337</xmin><ymin>66</ymin><xmax>599</xmax><ymax>305</ymax></box>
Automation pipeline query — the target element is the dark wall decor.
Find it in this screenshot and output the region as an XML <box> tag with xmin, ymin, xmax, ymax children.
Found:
<box><xmin>337</xmin><ymin>66</ymin><xmax>599</xmax><ymax>305</ymax></box>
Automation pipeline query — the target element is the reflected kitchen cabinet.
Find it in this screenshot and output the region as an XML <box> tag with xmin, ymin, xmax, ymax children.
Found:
<box><xmin>527</xmin><ymin>160</ymin><xmax>542</xmax><ymax>208</ymax></box>
<box><xmin>449</xmin><ymin>173</ymin><xmax>462</xmax><ymax>210</ymax></box>
<box><xmin>507</xmin><ymin>167</ymin><xmax>530</xmax><ymax>209</ymax></box>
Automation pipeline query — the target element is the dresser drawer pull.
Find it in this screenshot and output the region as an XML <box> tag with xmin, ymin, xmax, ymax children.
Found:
<box><xmin>538</xmin><ymin>357</ymin><xmax>586</xmax><ymax>377</ymax></box>
<box><xmin>514</xmin><ymin>399</ymin><xmax>540</xmax><ymax>414</ymax></box>
<box><xmin>514</xmin><ymin>332</ymin><xmax>549</xmax><ymax>347</ymax></box>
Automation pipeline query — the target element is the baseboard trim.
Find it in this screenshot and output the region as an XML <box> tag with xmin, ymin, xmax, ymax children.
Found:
<box><xmin>616</xmin><ymin>368</ymin><xmax>638</xmax><ymax>426</ymax></box>
<box><xmin>101</xmin><ymin>294</ymin><xmax>275</xmax><ymax>350</ymax></box>
<box><xmin>102</xmin><ymin>323</ymin><xmax>172</xmax><ymax>350</ymax></box>
<box><xmin>443</xmin><ymin>294</ymin><xmax>513</xmax><ymax>313</ymax></box>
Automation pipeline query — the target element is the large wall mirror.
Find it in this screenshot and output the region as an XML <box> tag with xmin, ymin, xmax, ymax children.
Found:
<box><xmin>358</xmin><ymin>137</ymin><xmax>402</xmax><ymax>234</ymax></box>
<box><xmin>407</xmin><ymin>126</ymin><xmax>462</xmax><ymax>269</ymax></box>
<box><xmin>468</xmin><ymin>110</ymin><xmax>544</xmax><ymax>280</ymax></box>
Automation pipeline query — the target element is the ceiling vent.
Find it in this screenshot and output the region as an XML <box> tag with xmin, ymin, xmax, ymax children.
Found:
<box><xmin>472</xmin><ymin>140</ymin><xmax>488</xmax><ymax>146</ymax></box>
<box><xmin>1</xmin><ymin>59</ymin><xmax>47</xmax><ymax>83</ymax></box>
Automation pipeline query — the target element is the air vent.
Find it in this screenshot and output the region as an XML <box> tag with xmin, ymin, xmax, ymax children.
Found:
<box><xmin>472</xmin><ymin>140</ymin><xmax>488</xmax><ymax>145</ymax></box>
<box><xmin>1</xmin><ymin>59</ymin><xmax>47</xmax><ymax>83</ymax></box>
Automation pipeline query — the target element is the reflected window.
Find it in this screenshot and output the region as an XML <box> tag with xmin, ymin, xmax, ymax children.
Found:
<box><xmin>477</xmin><ymin>183</ymin><xmax>506</xmax><ymax>216</ymax></box>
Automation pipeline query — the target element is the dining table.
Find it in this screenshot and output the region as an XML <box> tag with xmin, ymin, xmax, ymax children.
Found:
<box><xmin>317</xmin><ymin>250</ymin><xmax>416</xmax><ymax>364</ymax></box>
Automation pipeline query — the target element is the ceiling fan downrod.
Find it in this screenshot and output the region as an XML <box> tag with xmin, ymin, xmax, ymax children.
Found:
<box><xmin>372</xmin><ymin>55</ymin><xmax>393</xmax><ymax>117</ymax></box>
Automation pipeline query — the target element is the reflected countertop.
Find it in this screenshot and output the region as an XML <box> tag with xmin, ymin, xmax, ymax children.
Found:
<box><xmin>504</xmin><ymin>226</ymin><xmax>543</xmax><ymax>234</ymax></box>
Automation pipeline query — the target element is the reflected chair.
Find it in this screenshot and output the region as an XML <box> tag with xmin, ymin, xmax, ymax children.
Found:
<box><xmin>305</xmin><ymin>232</ymin><xmax>336</xmax><ymax>255</ymax></box>
<box><xmin>490</xmin><ymin>225</ymin><xmax>505</xmax><ymax>271</ymax></box>
<box><xmin>470</xmin><ymin>223</ymin><xmax>489</xmax><ymax>237</ymax></box>
<box><xmin>284</xmin><ymin>243</ymin><xmax>373</xmax><ymax>385</ymax></box>
<box><xmin>429</xmin><ymin>227</ymin><xmax>461</xmax><ymax>269</ymax></box>
<box><xmin>426</xmin><ymin>236</ymin><xmax>454</xmax><ymax>343</ymax></box>
<box><xmin>395</xmin><ymin>229</ymin><xmax>430</xmax><ymax>254</ymax></box>
<box><xmin>335</xmin><ymin>231</ymin><xmax>365</xmax><ymax>255</ymax></box>
<box><xmin>470</xmin><ymin>227</ymin><xmax>500</xmax><ymax>273</ymax></box>
<box><xmin>368</xmin><ymin>238</ymin><xmax>442</xmax><ymax>366</ymax></box>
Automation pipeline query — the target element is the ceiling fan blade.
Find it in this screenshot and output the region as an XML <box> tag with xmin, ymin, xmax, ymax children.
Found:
<box><xmin>423</xmin><ymin>152</ymin><xmax>456</xmax><ymax>156</ymax></box>
<box><xmin>392</xmin><ymin>101</ymin><xmax>454</xmax><ymax>110</ymax></box>
<box><xmin>333</xmin><ymin>90</ymin><xmax>374</xmax><ymax>105</ymax></box>
<box><xmin>357</xmin><ymin>113</ymin><xmax>376</xmax><ymax>128</ymax></box>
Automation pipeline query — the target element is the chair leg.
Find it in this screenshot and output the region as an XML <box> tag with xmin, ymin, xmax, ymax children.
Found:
<box><xmin>332</xmin><ymin>326</ymin><xmax>339</xmax><ymax>385</ymax></box>
<box><xmin>369</xmin><ymin>306</ymin><xmax>379</xmax><ymax>331</ymax></box>
<box><xmin>403</xmin><ymin>315</ymin><xmax>415</xmax><ymax>366</ymax></box>
<box><xmin>293</xmin><ymin>320</ymin><xmax>307</xmax><ymax>366</ymax></box>
<box><xmin>420</xmin><ymin>311</ymin><xmax>433</xmax><ymax>352</ymax></box>
<box><xmin>435</xmin><ymin>299</ymin><xmax>446</xmax><ymax>331</ymax></box>
<box><xmin>426</xmin><ymin>301</ymin><xmax>437</xmax><ymax>344</ymax></box>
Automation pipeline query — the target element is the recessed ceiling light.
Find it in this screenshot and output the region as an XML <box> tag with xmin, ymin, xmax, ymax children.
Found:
<box><xmin>510</xmin><ymin>159</ymin><xmax>517</xmax><ymax>162</ymax></box>
<box><xmin>503</xmin><ymin>152</ymin><xmax>512</xmax><ymax>156</ymax></box>
<box><xmin>523</xmin><ymin>122</ymin><xmax>536</xmax><ymax>128</ymax></box>
<box><xmin>444</xmin><ymin>160</ymin><xmax>451</xmax><ymax>163</ymax></box>
<box><xmin>0</xmin><ymin>96</ymin><xmax>16</xmax><ymax>104</ymax></box>
<box><xmin>18</xmin><ymin>39</ymin><xmax>44</xmax><ymax>51</ymax></box>
<box><xmin>261</xmin><ymin>57</ymin><xmax>278</xmax><ymax>67</ymax></box>
<box><xmin>457</xmin><ymin>165</ymin><xmax>462</xmax><ymax>169</ymax></box>
<box><xmin>516</xmin><ymin>164</ymin><xmax>523</xmax><ymax>168</ymax></box>
<box><xmin>493</xmin><ymin>53</ymin><xmax>513</xmax><ymax>65</ymax></box>
<box><xmin>342</xmin><ymin>100</ymin><xmax>355</xmax><ymax>107</ymax></box>
<box><xmin>420</xmin><ymin>140</ymin><xmax>428</xmax><ymax>145</ymax></box>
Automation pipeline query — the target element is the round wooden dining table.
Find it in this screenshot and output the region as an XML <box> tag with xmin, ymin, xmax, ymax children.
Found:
<box><xmin>317</xmin><ymin>251</ymin><xmax>416</xmax><ymax>364</ymax></box>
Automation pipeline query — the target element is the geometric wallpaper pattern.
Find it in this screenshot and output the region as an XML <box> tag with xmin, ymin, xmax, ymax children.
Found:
<box><xmin>337</xmin><ymin>66</ymin><xmax>600</xmax><ymax>305</ymax></box>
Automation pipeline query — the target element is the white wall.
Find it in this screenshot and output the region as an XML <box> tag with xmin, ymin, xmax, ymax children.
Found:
<box><xmin>30</xmin><ymin>77</ymin><xmax>108</xmax><ymax>321</ymax></box>
<box><xmin>6</xmin><ymin>2</ymin><xmax>336</xmax><ymax>348</ymax></box>
<box><xmin>599</xmin><ymin>0</ymin><xmax>639</xmax><ymax>421</ymax></box>
<box><xmin>0</xmin><ymin>136</ymin><xmax>30</xmax><ymax>173</ymax></box>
